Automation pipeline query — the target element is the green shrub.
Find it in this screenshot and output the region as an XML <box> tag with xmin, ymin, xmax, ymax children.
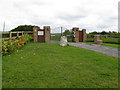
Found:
<box><xmin>2</xmin><ymin>34</ymin><xmax>32</xmax><ymax>55</ymax></box>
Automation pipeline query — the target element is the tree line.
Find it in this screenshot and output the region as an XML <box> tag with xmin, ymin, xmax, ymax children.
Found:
<box><xmin>89</xmin><ymin>31</ymin><xmax>119</xmax><ymax>35</ymax></box>
<box><xmin>10</xmin><ymin>25</ymin><xmax>119</xmax><ymax>36</ymax></box>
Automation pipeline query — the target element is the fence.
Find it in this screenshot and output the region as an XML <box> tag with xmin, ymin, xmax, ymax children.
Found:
<box><xmin>87</xmin><ymin>34</ymin><xmax>119</xmax><ymax>44</ymax></box>
<box><xmin>87</xmin><ymin>34</ymin><xmax>119</xmax><ymax>38</ymax></box>
<box><xmin>1</xmin><ymin>31</ymin><xmax>33</xmax><ymax>40</ymax></box>
<box><xmin>51</xmin><ymin>34</ymin><xmax>73</xmax><ymax>42</ymax></box>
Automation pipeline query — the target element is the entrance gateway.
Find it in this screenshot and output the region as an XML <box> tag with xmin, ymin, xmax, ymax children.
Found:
<box><xmin>37</xmin><ymin>29</ymin><xmax>45</xmax><ymax>42</ymax></box>
<box><xmin>72</xmin><ymin>27</ymin><xmax>87</xmax><ymax>42</ymax></box>
<box><xmin>33</xmin><ymin>26</ymin><xmax>86</xmax><ymax>43</ymax></box>
<box><xmin>33</xmin><ymin>26</ymin><xmax>50</xmax><ymax>43</ymax></box>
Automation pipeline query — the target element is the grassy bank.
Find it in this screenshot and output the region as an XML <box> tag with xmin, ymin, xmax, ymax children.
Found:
<box><xmin>3</xmin><ymin>42</ymin><xmax>118</xmax><ymax>88</ymax></box>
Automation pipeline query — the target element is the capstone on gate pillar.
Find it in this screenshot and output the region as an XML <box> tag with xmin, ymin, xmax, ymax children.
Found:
<box><xmin>44</xmin><ymin>26</ymin><xmax>51</xmax><ymax>43</ymax></box>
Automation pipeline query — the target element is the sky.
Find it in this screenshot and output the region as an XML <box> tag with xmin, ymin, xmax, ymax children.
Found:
<box><xmin>0</xmin><ymin>0</ymin><xmax>119</xmax><ymax>33</ymax></box>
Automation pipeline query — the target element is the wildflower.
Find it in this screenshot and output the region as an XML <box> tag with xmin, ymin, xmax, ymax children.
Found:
<box><xmin>20</xmin><ymin>57</ymin><xmax>23</xmax><ymax>59</ymax></box>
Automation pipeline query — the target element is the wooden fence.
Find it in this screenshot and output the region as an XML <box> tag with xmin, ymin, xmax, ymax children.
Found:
<box><xmin>87</xmin><ymin>34</ymin><xmax>119</xmax><ymax>38</ymax></box>
<box><xmin>1</xmin><ymin>31</ymin><xmax>33</xmax><ymax>40</ymax></box>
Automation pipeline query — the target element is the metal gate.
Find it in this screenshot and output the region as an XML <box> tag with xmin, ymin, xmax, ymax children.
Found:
<box><xmin>50</xmin><ymin>26</ymin><xmax>86</xmax><ymax>42</ymax></box>
<box><xmin>50</xmin><ymin>27</ymin><xmax>73</xmax><ymax>42</ymax></box>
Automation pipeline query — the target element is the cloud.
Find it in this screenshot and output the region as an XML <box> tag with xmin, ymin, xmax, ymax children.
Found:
<box><xmin>57</xmin><ymin>14</ymin><xmax>86</xmax><ymax>22</ymax></box>
<box><xmin>0</xmin><ymin>0</ymin><xmax>119</xmax><ymax>33</ymax></box>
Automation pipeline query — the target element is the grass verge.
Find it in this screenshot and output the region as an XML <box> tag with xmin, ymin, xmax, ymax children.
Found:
<box><xmin>3</xmin><ymin>42</ymin><xmax>118</xmax><ymax>88</ymax></box>
<box><xmin>85</xmin><ymin>42</ymin><xmax>119</xmax><ymax>48</ymax></box>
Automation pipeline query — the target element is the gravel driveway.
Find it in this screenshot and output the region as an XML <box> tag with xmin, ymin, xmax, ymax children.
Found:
<box><xmin>51</xmin><ymin>41</ymin><xmax>119</xmax><ymax>58</ymax></box>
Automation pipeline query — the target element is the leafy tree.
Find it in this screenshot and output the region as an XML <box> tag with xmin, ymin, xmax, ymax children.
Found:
<box><xmin>89</xmin><ymin>31</ymin><xmax>98</xmax><ymax>34</ymax></box>
<box><xmin>108</xmin><ymin>31</ymin><xmax>112</xmax><ymax>35</ymax></box>
<box><xmin>63</xmin><ymin>30</ymin><xmax>71</xmax><ymax>36</ymax></box>
<box><xmin>11</xmin><ymin>25</ymin><xmax>40</xmax><ymax>31</ymax></box>
<box><xmin>101</xmin><ymin>31</ymin><xmax>107</xmax><ymax>35</ymax></box>
<box><xmin>112</xmin><ymin>31</ymin><xmax>117</xmax><ymax>34</ymax></box>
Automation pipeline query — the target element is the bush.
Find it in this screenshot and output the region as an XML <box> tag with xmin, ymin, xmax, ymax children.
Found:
<box><xmin>2</xmin><ymin>34</ymin><xmax>32</xmax><ymax>55</ymax></box>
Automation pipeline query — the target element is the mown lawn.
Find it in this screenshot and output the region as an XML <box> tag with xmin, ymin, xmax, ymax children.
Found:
<box><xmin>101</xmin><ymin>43</ymin><xmax>119</xmax><ymax>48</ymax></box>
<box><xmin>2</xmin><ymin>42</ymin><xmax>118</xmax><ymax>88</ymax></box>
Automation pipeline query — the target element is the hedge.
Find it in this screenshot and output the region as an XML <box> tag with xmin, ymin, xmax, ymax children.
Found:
<box><xmin>2</xmin><ymin>34</ymin><xmax>32</xmax><ymax>55</ymax></box>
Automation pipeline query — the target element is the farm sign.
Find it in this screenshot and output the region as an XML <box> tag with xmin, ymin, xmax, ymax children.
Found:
<box><xmin>38</xmin><ymin>31</ymin><xmax>44</xmax><ymax>35</ymax></box>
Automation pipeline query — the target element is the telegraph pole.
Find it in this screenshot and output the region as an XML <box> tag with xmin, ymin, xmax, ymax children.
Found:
<box><xmin>61</xmin><ymin>27</ymin><xmax>62</xmax><ymax>36</ymax></box>
<box><xmin>3</xmin><ymin>21</ymin><xmax>5</xmax><ymax>32</ymax></box>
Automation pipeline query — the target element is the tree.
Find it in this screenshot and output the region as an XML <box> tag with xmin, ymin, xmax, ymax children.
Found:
<box><xmin>63</xmin><ymin>30</ymin><xmax>71</xmax><ymax>36</ymax></box>
<box><xmin>101</xmin><ymin>31</ymin><xmax>107</xmax><ymax>35</ymax></box>
<box><xmin>108</xmin><ymin>31</ymin><xmax>112</xmax><ymax>35</ymax></box>
<box><xmin>11</xmin><ymin>25</ymin><xmax>40</xmax><ymax>31</ymax></box>
<box><xmin>89</xmin><ymin>31</ymin><xmax>98</xmax><ymax>34</ymax></box>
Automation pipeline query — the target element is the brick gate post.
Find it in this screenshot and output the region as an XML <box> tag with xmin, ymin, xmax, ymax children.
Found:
<box><xmin>82</xmin><ymin>29</ymin><xmax>87</xmax><ymax>42</ymax></box>
<box><xmin>94</xmin><ymin>35</ymin><xmax>100</xmax><ymax>43</ymax></box>
<box><xmin>33</xmin><ymin>27</ymin><xmax>38</xmax><ymax>42</ymax></box>
<box><xmin>44</xmin><ymin>26</ymin><xmax>50</xmax><ymax>43</ymax></box>
<box><xmin>94</xmin><ymin>35</ymin><xmax>103</xmax><ymax>44</ymax></box>
<box><xmin>72</xmin><ymin>27</ymin><xmax>79</xmax><ymax>42</ymax></box>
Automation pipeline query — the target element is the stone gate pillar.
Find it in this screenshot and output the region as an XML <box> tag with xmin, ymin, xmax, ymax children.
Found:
<box><xmin>82</xmin><ymin>29</ymin><xmax>87</xmax><ymax>42</ymax></box>
<box><xmin>33</xmin><ymin>27</ymin><xmax>38</xmax><ymax>42</ymax></box>
<box><xmin>94</xmin><ymin>35</ymin><xmax>103</xmax><ymax>44</ymax></box>
<box><xmin>94</xmin><ymin>35</ymin><xmax>100</xmax><ymax>43</ymax></box>
<box><xmin>44</xmin><ymin>26</ymin><xmax>50</xmax><ymax>43</ymax></box>
<box><xmin>72</xmin><ymin>27</ymin><xmax>79</xmax><ymax>42</ymax></box>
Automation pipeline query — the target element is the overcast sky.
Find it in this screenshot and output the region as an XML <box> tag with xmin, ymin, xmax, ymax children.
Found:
<box><xmin>0</xmin><ymin>0</ymin><xmax>119</xmax><ymax>33</ymax></box>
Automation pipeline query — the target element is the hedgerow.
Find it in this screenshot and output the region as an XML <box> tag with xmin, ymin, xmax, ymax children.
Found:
<box><xmin>2</xmin><ymin>34</ymin><xmax>32</xmax><ymax>55</ymax></box>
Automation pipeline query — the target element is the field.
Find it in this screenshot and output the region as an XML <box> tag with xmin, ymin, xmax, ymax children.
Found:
<box><xmin>86</xmin><ymin>37</ymin><xmax>119</xmax><ymax>48</ymax></box>
<box><xmin>2</xmin><ymin>42</ymin><xmax>118</xmax><ymax>88</ymax></box>
<box><xmin>85</xmin><ymin>42</ymin><xmax>119</xmax><ymax>48</ymax></box>
<box><xmin>87</xmin><ymin>38</ymin><xmax>119</xmax><ymax>44</ymax></box>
